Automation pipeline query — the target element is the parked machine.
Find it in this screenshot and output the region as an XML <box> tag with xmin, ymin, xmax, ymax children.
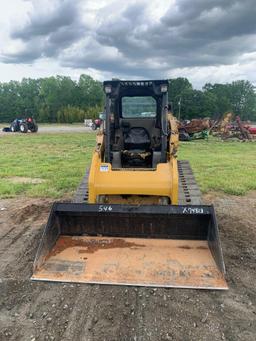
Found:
<box><xmin>32</xmin><ymin>80</ymin><xmax>227</xmax><ymax>290</ymax></box>
<box><xmin>91</xmin><ymin>112</ymin><xmax>105</xmax><ymax>130</ymax></box>
<box><xmin>244</xmin><ymin>123</ymin><xmax>256</xmax><ymax>135</ymax></box>
<box><xmin>211</xmin><ymin>112</ymin><xmax>255</xmax><ymax>140</ymax></box>
<box><xmin>178</xmin><ymin>119</ymin><xmax>210</xmax><ymax>141</ymax></box>
<box><xmin>10</xmin><ymin>117</ymin><xmax>38</xmax><ymax>133</ymax></box>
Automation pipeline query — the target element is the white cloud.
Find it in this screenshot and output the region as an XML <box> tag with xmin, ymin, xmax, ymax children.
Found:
<box><xmin>0</xmin><ymin>0</ymin><xmax>255</xmax><ymax>88</ymax></box>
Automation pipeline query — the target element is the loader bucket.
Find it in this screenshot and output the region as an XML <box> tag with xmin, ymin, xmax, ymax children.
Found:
<box><xmin>32</xmin><ymin>203</ymin><xmax>228</xmax><ymax>289</ymax></box>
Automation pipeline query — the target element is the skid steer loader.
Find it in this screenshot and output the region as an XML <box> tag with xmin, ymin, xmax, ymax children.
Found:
<box><xmin>32</xmin><ymin>80</ymin><xmax>228</xmax><ymax>289</ymax></box>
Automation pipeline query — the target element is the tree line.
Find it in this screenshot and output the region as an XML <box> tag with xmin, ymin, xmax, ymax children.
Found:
<box><xmin>0</xmin><ymin>75</ymin><xmax>104</xmax><ymax>123</ymax></box>
<box><xmin>0</xmin><ymin>75</ymin><xmax>255</xmax><ymax>123</ymax></box>
<box><xmin>169</xmin><ymin>78</ymin><xmax>256</xmax><ymax>121</ymax></box>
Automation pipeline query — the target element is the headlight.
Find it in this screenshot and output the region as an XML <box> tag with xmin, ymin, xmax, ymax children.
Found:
<box><xmin>105</xmin><ymin>85</ymin><xmax>112</xmax><ymax>94</ymax></box>
<box><xmin>160</xmin><ymin>84</ymin><xmax>168</xmax><ymax>93</ymax></box>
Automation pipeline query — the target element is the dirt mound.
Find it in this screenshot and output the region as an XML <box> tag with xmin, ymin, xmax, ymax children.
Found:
<box><xmin>10</xmin><ymin>200</ymin><xmax>52</xmax><ymax>225</ymax></box>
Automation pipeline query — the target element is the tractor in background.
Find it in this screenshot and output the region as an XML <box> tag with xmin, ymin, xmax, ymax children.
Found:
<box><xmin>10</xmin><ymin>117</ymin><xmax>38</xmax><ymax>133</ymax></box>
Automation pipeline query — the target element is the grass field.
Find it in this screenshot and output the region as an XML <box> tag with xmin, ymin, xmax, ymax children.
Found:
<box><xmin>179</xmin><ymin>139</ymin><xmax>256</xmax><ymax>195</ymax></box>
<box><xmin>0</xmin><ymin>133</ymin><xmax>95</xmax><ymax>198</ymax></box>
<box><xmin>0</xmin><ymin>133</ymin><xmax>255</xmax><ymax>198</ymax></box>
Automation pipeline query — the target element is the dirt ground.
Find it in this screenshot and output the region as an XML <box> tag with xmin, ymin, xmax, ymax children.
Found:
<box><xmin>37</xmin><ymin>125</ymin><xmax>92</xmax><ymax>134</ymax></box>
<box><xmin>0</xmin><ymin>193</ymin><xmax>255</xmax><ymax>341</ymax></box>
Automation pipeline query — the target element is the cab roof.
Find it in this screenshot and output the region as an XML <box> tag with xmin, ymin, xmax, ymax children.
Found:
<box><xmin>103</xmin><ymin>79</ymin><xmax>169</xmax><ymax>97</ymax></box>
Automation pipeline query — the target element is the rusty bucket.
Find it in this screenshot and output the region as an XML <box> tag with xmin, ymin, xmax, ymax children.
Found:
<box><xmin>32</xmin><ymin>203</ymin><xmax>228</xmax><ymax>290</ymax></box>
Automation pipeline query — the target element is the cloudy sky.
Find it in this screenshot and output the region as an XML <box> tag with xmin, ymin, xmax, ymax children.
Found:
<box><xmin>0</xmin><ymin>0</ymin><xmax>256</xmax><ymax>88</ymax></box>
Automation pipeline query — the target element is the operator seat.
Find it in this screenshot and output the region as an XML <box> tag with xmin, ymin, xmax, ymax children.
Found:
<box><xmin>124</xmin><ymin>127</ymin><xmax>151</xmax><ymax>151</ymax></box>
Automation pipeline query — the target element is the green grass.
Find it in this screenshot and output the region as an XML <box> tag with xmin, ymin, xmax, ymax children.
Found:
<box><xmin>0</xmin><ymin>133</ymin><xmax>255</xmax><ymax>198</ymax></box>
<box><xmin>178</xmin><ymin>137</ymin><xmax>256</xmax><ymax>195</ymax></box>
<box><xmin>0</xmin><ymin>133</ymin><xmax>95</xmax><ymax>198</ymax></box>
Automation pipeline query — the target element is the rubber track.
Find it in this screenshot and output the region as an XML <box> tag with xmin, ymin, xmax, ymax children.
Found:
<box><xmin>73</xmin><ymin>161</ymin><xmax>202</xmax><ymax>205</ymax></box>
<box><xmin>178</xmin><ymin>160</ymin><xmax>202</xmax><ymax>205</ymax></box>
<box><xmin>73</xmin><ymin>169</ymin><xmax>89</xmax><ymax>203</ymax></box>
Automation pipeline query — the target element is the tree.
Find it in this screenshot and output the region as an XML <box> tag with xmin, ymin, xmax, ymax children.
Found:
<box><xmin>57</xmin><ymin>105</ymin><xmax>86</xmax><ymax>123</ymax></box>
<box><xmin>168</xmin><ymin>78</ymin><xmax>192</xmax><ymax>116</ymax></box>
<box><xmin>19</xmin><ymin>78</ymin><xmax>41</xmax><ymax>118</ymax></box>
<box><xmin>229</xmin><ymin>80</ymin><xmax>256</xmax><ymax>120</ymax></box>
<box><xmin>203</xmin><ymin>81</ymin><xmax>256</xmax><ymax>120</ymax></box>
<box><xmin>77</xmin><ymin>75</ymin><xmax>104</xmax><ymax>109</ymax></box>
<box><xmin>203</xmin><ymin>83</ymin><xmax>232</xmax><ymax>119</ymax></box>
<box><xmin>179</xmin><ymin>89</ymin><xmax>217</xmax><ymax>119</ymax></box>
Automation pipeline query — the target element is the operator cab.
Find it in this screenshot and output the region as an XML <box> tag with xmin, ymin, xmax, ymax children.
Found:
<box><xmin>103</xmin><ymin>80</ymin><xmax>169</xmax><ymax>169</ymax></box>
